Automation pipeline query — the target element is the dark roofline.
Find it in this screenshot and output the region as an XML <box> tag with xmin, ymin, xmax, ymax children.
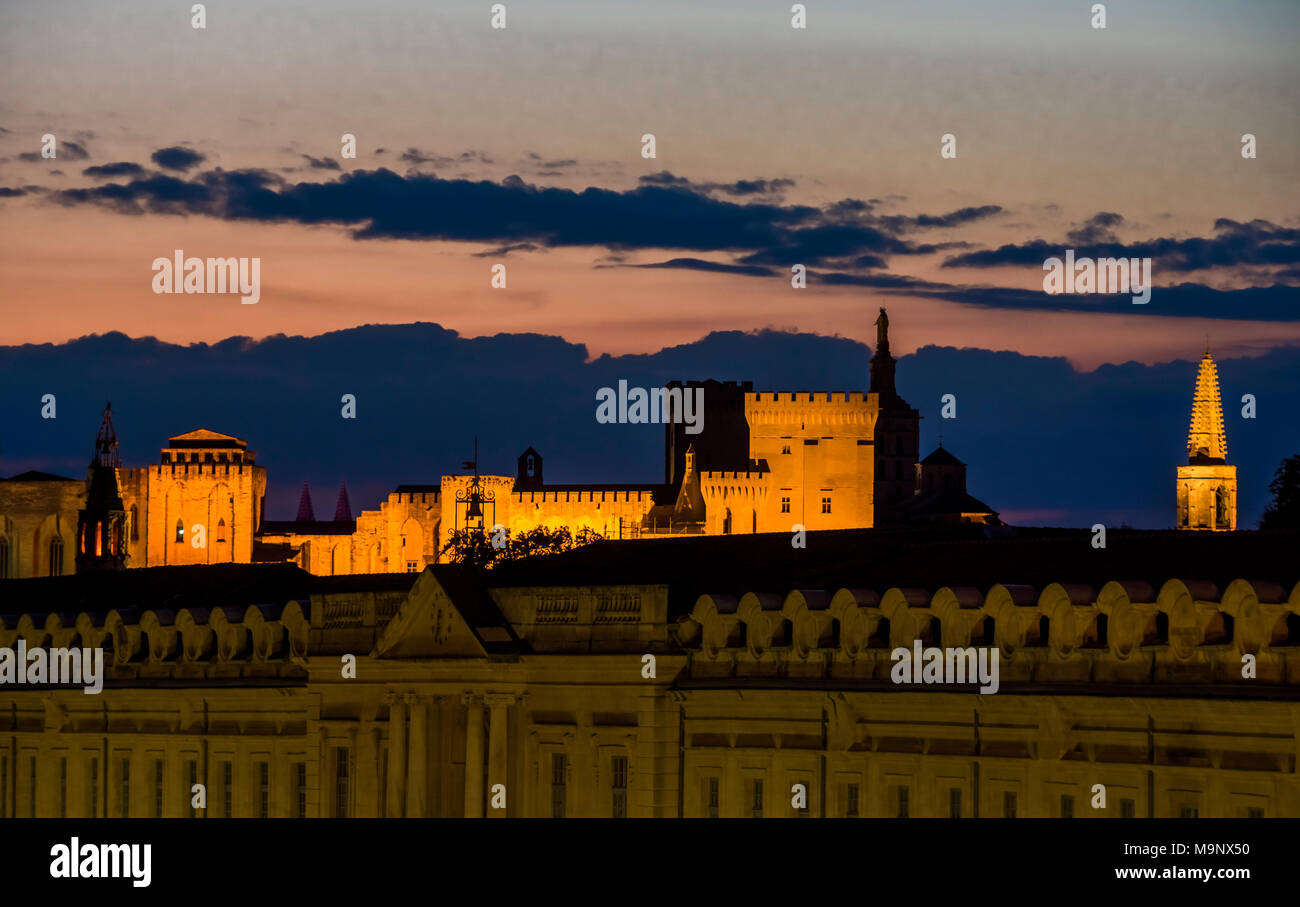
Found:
<box><xmin>0</xmin><ymin>470</ymin><xmax>80</xmax><ymax>483</ymax></box>
<box><xmin>260</xmin><ymin>520</ymin><xmax>357</xmax><ymax>535</ymax></box>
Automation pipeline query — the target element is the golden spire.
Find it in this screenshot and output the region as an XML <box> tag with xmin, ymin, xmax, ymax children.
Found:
<box><xmin>1186</xmin><ymin>350</ymin><xmax>1227</xmax><ymax>463</ymax></box>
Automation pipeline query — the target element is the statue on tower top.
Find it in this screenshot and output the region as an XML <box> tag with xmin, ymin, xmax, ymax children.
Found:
<box><xmin>875</xmin><ymin>307</ymin><xmax>890</xmax><ymax>357</ymax></box>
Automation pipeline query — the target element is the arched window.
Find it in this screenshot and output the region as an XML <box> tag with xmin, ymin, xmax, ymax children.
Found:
<box><xmin>49</xmin><ymin>535</ymin><xmax>64</xmax><ymax>576</ymax></box>
<box><xmin>130</xmin><ymin>505</ymin><xmax>139</xmax><ymax>541</ymax></box>
<box><xmin>217</xmin><ymin>518</ymin><xmax>227</xmax><ymax>543</ymax></box>
<box><xmin>175</xmin><ymin>519</ymin><xmax>185</xmax><ymax>543</ymax></box>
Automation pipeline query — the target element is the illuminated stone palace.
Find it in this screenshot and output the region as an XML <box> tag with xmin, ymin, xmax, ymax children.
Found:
<box><xmin>0</xmin><ymin>528</ymin><xmax>1296</xmax><ymax>818</ymax></box>
<box><xmin>0</xmin><ymin>311</ymin><xmax>999</xmax><ymax>579</ymax></box>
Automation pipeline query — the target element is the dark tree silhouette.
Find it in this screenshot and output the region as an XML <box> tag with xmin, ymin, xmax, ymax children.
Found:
<box><xmin>1259</xmin><ymin>454</ymin><xmax>1300</xmax><ymax>530</ymax></box>
<box><xmin>440</xmin><ymin>525</ymin><xmax>603</xmax><ymax>569</ymax></box>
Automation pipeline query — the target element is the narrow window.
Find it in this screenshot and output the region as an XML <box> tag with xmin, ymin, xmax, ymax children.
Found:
<box><xmin>1247</xmin><ymin>806</ymin><xmax>1264</xmax><ymax>819</ymax></box>
<box><xmin>295</xmin><ymin>763</ymin><xmax>308</xmax><ymax>818</ymax></box>
<box><xmin>611</xmin><ymin>755</ymin><xmax>628</xmax><ymax>818</ymax></box>
<box><xmin>780</xmin><ymin>496</ymin><xmax>790</xmax><ymax>513</ymax></box>
<box><xmin>88</xmin><ymin>758</ymin><xmax>98</xmax><ymax>818</ymax></box>
<box><xmin>153</xmin><ymin>758</ymin><xmax>164</xmax><ymax>817</ymax></box>
<box><xmin>59</xmin><ymin>758</ymin><xmax>67</xmax><ymax>818</ymax></box>
<box><xmin>821</xmin><ymin>496</ymin><xmax>831</xmax><ymax>514</ymax></box>
<box><xmin>334</xmin><ymin>748</ymin><xmax>349</xmax><ymax>818</ymax></box>
<box><xmin>29</xmin><ymin>756</ymin><xmax>37</xmax><ymax>817</ymax></box>
<box><xmin>949</xmin><ymin>787</ymin><xmax>962</xmax><ymax>819</ymax></box>
<box><xmin>551</xmin><ymin>753</ymin><xmax>567</xmax><ymax>818</ymax></box>
<box><xmin>751</xmin><ymin>779</ymin><xmax>764</xmax><ymax>818</ymax></box>
<box><xmin>1120</xmin><ymin>798</ymin><xmax>1136</xmax><ymax>818</ymax></box>
<box><xmin>1061</xmin><ymin>795</ymin><xmax>1074</xmax><ymax>818</ymax></box>
<box><xmin>1003</xmin><ymin>791</ymin><xmax>1017</xmax><ymax>818</ymax></box>
<box><xmin>130</xmin><ymin>505</ymin><xmax>139</xmax><ymax>541</ymax></box>
<box><xmin>1</xmin><ymin>755</ymin><xmax>8</xmax><ymax>816</ymax></box>
<box><xmin>50</xmin><ymin>536</ymin><xmax>64</xmax><ymax>575</ymax></box>
<box><xmin>0</xmin><ymin>536</ymin><xmax>9</xmax><ymax>579</ymax></box>
<box><xmin>257</xmin><ymin>761</ymin><xmax>269</xmax><ymax>818</ymax></box>
<box><xmin>175</xmin><ymin>519</ymin><xmax>184</xmax><ymax>543</ymax></box>
<box><xmin>846</xmin><ymin>783</ymin><xmax>859</xmax><ymax>818</ymax></box>
<box><xmin>187</xmin><ymin>760</ymin><xmax>198</xmax><ymax>817</ymax></box>
<box><xmin>221</xmin><ymin>761</ymin><xmax>233</xmax><ymax>818</ymax></box>
<box><xmin>216</xmin><ymin>518</ymin><xmax>227</xmax><ymax>543</ymax></box>
<box><xmin>118</xmin><ymin>757</ymin><xmax>130</xmax><ymax>818</ymax></box>
<box><xmin>1179</xmin><ymin>804</ymin><xmax>1198</xmax><ymax>819</ymax></box>
<box><xmin>897</xmin><ymin>785</ymin><xmax>909</xmax><ymax>818</ymax></box>
<box><xmin>706</xmin><ymin>777</ymin><xmax>719</xmax><ymax>818</ymax></box>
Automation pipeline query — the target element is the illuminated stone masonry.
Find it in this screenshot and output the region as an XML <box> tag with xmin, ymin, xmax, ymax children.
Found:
<box><xmin>1</xmin><ymin>527</ymin><xmax>1297</xmax><ymax>818</ymax></box>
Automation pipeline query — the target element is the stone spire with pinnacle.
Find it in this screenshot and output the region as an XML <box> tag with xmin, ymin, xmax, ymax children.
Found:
<box><xmin>1187</xmin><ymin>351</ymin><xmax>1228</xmax><ymax>464</ymax></box>
<box><xmin>296</xmin><ymin>483</ymin><xmax>316</xmax><ymax>522</ymax></box>
<box><xmin>93</xmin><ymin>401</ymin><xmax>122</xmax><ymax>468</ymax></box>
<box><xmin>333</xmin><ymin>482</ymin><xmax>353</xmax><ymax>522</ymax></box>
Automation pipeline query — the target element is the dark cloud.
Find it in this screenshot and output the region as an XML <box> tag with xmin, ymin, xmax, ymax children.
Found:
<box><xmin>619</xmin><ymin>258</ymin><xmax>777</xmax><ymax>277</ymax></box>
<box><xmin>38</xmin><ymin>160</ymin><xmax>1299</xmax><ymax>305</ymax></box>
<box><xmin>1067</xmin><ymin>211</ymin><xmax>1124</xmax><ymax>244</ymax></box>
<box><xmin>945</xmin><ymin>218</ymin><xmax>1300</xmax><ymax>273</ymax></box>
<box><xmin>892</xmin><ymin>280</ymin><xmax>1299</xmax><ymax>322</ymax></box>
<box><xmin>82</xmin><ymin>162</ymin><xmax>145</xmax><ymax>179</ymax></box>
<box><xmin>877</xmin><ymin>205</ymin><xmax>1004</xmax><ymax>233</ymax></box>
<box><xmin>0</xmin><ymin>187</ymin><xmax>27</xmax><ymax>197</ymax></box>
<box><xmin>639</xmin><ymin>171</ymin><xmax>796</xmax><ymax>198</ymax></box>
<box><xmin>399</xmin><ymin>147</ymin><xmax>494</xmax><ymax>168</ymax></box>
<box><xmin>18</xmin><ymin>140</ymin><xmax>88</xmax><ymax>163</ymax></box>
<box><xmin>472</xmin><ymin>242</ymin><xmax>542</xmax><ymax>258</ymax></box>
<box><xmin>302</xmin><ymin>154</ymin><xmax>342</xmax><ymax>171</ymax></box>
<box><xmin>150</xmin><ymin>146</ymin><xmax>206</xmax><ymax>171</ymax></box>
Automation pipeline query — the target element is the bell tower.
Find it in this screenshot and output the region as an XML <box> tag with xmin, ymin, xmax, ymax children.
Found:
<box><xmin>76</xmin><ymin>402</ymin><xmax>129</xmax><ymax>571</ymax></box>
<box><xmin>1176</xmin><ymin>350</ymin><xmax>1236</xmax><ymax>530</ymax></box>
<box><xmin>869</xmin><ymin>308</ymin><xmax>920</xmax><ymax>526</ymax></box>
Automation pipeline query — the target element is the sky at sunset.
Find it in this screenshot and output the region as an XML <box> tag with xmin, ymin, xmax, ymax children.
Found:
<box><xmin>2</xmin><ymin>0</ymin><xmax>1298</xmax><ymax>369</ymax></box>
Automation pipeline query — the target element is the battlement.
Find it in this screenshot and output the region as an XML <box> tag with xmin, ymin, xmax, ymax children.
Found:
<box><xmin>748</xmin><ymin>391</ymin><xmax>870</xmax><ymax>404</ymax></box>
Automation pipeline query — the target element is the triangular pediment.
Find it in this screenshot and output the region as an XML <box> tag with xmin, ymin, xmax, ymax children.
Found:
<box><xmin>168</xmin><ymin>428</ymin><xmax>246</xmax><ymax>446</ymax></box>
<box><xmin>372</xmin><ymin>569</ymin><xmax>490</xmax><ymax>658</ymax></box>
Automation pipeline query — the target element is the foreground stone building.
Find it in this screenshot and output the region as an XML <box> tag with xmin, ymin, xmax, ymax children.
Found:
<box><xmin>1</xmin><ymin>526</ymin><xmax>1296</xmax><ymax>819</ymax></box>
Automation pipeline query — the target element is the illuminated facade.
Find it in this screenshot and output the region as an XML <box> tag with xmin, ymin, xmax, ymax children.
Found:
<box><xmin>0</xmin><ymin>312</ymin><xmax>997</xmax><ymax>578</ymax></box>
<box><xmin>1</xmin><ymin>528</ymin><xmax>1297</xmax><ymax>819</ymax></box>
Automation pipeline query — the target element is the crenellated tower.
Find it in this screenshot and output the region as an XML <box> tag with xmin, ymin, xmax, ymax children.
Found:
<box><xmin>1177</xmin><ymin>350</ymin><xmax>1236</xmax><ymax>530</ymax></box>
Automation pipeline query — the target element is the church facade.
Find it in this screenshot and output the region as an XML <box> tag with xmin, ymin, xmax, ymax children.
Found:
<box><xmin>0</xmin><ymin>312</ymin><xmax>998</xmax><ymax>579</ymax></box>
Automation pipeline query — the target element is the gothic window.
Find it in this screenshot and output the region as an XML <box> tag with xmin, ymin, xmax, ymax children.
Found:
<box><xmin>175</xmin><ymin>519</ymin><xmax>184</xmax><ymax>543</ymax></box>
<box><xmin>49</xmin><ymin>535</ymin><xmax>64</xmax><ymax>576</ymax></box>
<box><xmin>525</xmin><ymin>455</ymin><xmax>536</xmax><ymax>477</ymax></box>
<box><xmin>216</xmin><ymin>518</ymin><xmax>227</xmax><ymax>543</ymax></box>
<box><xmin>130</xmin><ymin>505</ymin><xmax>139</xmax><ymax>541</ymax></box>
